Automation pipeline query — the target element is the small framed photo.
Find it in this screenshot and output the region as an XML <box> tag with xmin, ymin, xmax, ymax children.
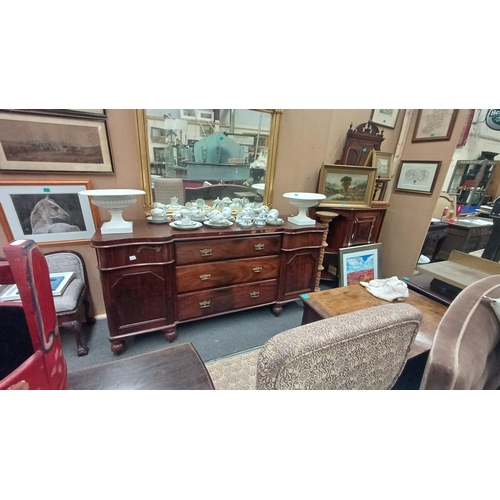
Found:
<box><xmin>412</xmin><ymin>109</ymin><xmax>458</xmax><ymax>142</ymax></box>
<box><xmin>395</xmin><ymin>161</ymin><xmax>441</xmax><ymax>195</ymax></box>
<box><xmin>0</xmin><ymin>110</ymin><xmax>113</xmax><ymax>173</ymax></box>
<box><xmin>0</xmin><ymin>180</ymin><xmax>101</xmax><ymax>246</ymax></box>
<box><xmin>338</xmin><ymin>243</ymin><xmax>382</xmax><ymax>287</ymax></box>
<box><xmin>318</xmin><ymin>164</ymin><xmax>377</xmax><ymax>209</ymax></box>
<box><xmin>196</xmin><ymin>109</ymin><xmax>214</xmax><ymax>121</ymax></box>
<box><xmin>364</xmin><ymin>150</ymin><xmax>394</xmax><ymax>180</ymax></box>
<box><xmin>180</xmin><ymin>109</ymin><xmax>197</xmax><ymax>120</ymax></box>
<box><xmin>371</xmin><ymin>109</ymin><xmax>399</xmax><ymax>129</ymax></box>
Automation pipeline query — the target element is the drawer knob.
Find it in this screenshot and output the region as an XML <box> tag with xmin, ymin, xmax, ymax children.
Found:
<box><xmin>200</xmin><ymin>248</ymin><xmax>213</xmax><ymax>257</ymax></box>
<box><xmin>253</xmin><ymin>267</ymin><xmax>263</xmax><ymax>273</ymax></box>
<box><xmin>255</xmin><ymin>243</ymin><xmax>265</xmax><ymax>251</ymax></box>
<box><xmin>250</xmin><ymin>291</ymin><xmax>260</xmax><ymax>298</ymax></box>
<box><xmin>199</xmin><ymin>274</ymin><xmax>211</xmax><ymax>281</ymax></box>
<box><xmin>199</xmin><ymin>300</ymin><xmax>211</xmax><ymax>309</ymax></box>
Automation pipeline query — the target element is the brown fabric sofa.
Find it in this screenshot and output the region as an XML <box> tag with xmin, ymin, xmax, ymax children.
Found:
<box><xmin>420</xmin><ymin>274</ymin><xmax>500</xmax><ymax>390</ymax></box>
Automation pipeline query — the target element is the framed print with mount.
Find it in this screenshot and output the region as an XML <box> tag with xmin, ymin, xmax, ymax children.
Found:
<box><xmin>0</xmin><ymin>110</ymin><xmax>113</xmax><ymax>173</ymax></box>
<box><xmin>364</xmin><ymin>150</ymin><xmax>394</xmax><ymax>180</ymax></box>
<box><xmin>371</xmin><ymin>109</ymin><xmax>399</xmax><ymax>129</ymax></box>
<box><xmin>395</xmin><ymin>160</ymin><xmax>441</xmax><ymax>195</ymax></box>
<box><xmin>0</xmin><ymin>179</ymin><xmax>100</xmax><ymax>246</ymax></box>
<box><xmin>318</xmin><ymin>164</ymin><xmax>377</xmax><ymax>209</ymax></box>
<box><xmin>412</xmin><ymin>109</ymin><xmax>458</xmax><ymax>142</ymax></box>
<box><xmin>338</xmin><ymin>243</ymin><xmax>382</xmax><ymax>287</ymax></box>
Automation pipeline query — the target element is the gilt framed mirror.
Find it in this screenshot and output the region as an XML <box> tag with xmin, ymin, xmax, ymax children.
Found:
<box><xmin>135</xmin><ymin>109</ymin><xmax>282</xmax><ymax>214</ymax></box>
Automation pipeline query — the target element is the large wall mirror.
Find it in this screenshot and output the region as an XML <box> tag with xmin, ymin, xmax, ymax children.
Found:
<box><xmin>135</xmin><ymin>109</ymin><xmax>282</xmax><ymax>213</ymax></box>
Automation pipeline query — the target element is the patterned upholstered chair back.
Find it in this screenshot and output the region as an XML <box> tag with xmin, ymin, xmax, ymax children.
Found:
<box><xmin>420</xmin><ymin>274</ymin><xmax>500</xmax><ymax>390</ymax></box>
<box><xmin>256</xmin><ymin>303</ymin><xmax>422</xmax><ymax>390</ymax></box>
<box><xmin>153</xmin><ymin>178</ymin><xmax>185</xmax><ymax>205</ymax></box>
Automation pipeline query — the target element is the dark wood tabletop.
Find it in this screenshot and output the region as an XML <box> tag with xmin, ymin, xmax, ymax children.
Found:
<box><xmin>67</xmin><ymin>342</ymin><xmax>215</xmax><ymax>390</ymax></box>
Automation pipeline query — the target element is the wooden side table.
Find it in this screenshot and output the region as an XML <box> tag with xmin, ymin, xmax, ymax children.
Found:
<box><xmin>301</xmin><ymin>285</ymin><xmax>448</xmax><ymax>359</ymax></box>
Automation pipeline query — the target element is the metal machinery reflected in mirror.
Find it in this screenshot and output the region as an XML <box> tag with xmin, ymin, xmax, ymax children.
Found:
<box><xmin>135</xmin><ymin>109</ymin><xmax>282</xmax><ymax>214</ymax></box>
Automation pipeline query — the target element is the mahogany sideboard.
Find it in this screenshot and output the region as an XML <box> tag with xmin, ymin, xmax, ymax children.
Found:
<box><xmin>91</xmin><ymin>220</ymin><xmax>327</xmax><ymax>354</ymax></box>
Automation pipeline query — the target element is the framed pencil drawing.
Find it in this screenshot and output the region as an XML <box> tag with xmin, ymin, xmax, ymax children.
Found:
<box><xmin>395</xmin><ymin>161</ymin><xmax>441</xmax><ymax>195</ymax></box>
<box><xmin>0</xmin><ymin>110</ymin><xmax>114</xmax><ymax>173</ymax></box>
<box><xmin>412</xmin><ymin>109</ymin><xmax>458</xmax><ymax>142</ymax></box>
<box><xmin>0</xmin><ymin>180</ymin><xmax>100</xmax><ymax>246</ymax></box>
<box><xmin>318</xmin><ymin>164</ymin><xmax>377</xmax><ymax>209</ymax></box>
<box><xmin>338</xmin><ymin>243</ymin><xmax>382</xmax><ymax>287</ymax></box>
<box><xmin>371</xmin><ymin>109</ymin><xmax>399</xmax><ymax>129</ymax></box>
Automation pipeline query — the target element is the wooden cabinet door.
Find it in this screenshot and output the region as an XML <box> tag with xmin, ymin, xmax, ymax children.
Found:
<box><xmin>101</xmin><ymin>264</ymin><xmax>174</xmax><ymax>338</ymax></box>
<box><xmin>349</xmin><ymin>214</ymin><xmax>379</xmax><ymax>246</ymax></box>
<box><xmin>278</xmin><ymin>249</ymin><xmax>320</xmax><ymax>300</ymax></box>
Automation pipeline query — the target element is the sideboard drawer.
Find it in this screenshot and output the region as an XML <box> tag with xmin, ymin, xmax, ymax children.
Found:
<box><xmin>175</xmin><ymin>235</ymin><xmax>281</xmax><ymax>265</ymax></box>
<box><xmin>177</xmin><ymin>279</ymin><xmax>277</xmax><ymax>321</ymax></box>
<box><xmin>97</xmin><ymin>243</ymin><xmax>172</xmax><ymax>270</ymax></box>
<box><xmin>176</xmin><ymin>256</ymin><xmax>279</xmax><ymax>293</ymax></box>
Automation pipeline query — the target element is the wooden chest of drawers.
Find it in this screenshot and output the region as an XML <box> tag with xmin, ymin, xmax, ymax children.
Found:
<box><xmin>92</xmin><ymin>220</ymin><xmax>327</xmax><ymax>354</ymax></box>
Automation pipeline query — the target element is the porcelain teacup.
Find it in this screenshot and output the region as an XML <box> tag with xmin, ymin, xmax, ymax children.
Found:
<box><xmin>178</xmin><ymin>208</ymin><xmax>192</xmax><ymax>226</ymax></box>
<box><xmin>221</xmin><ymin>207</ymin><xmax>232</xmax><ymax>219</ymax></box>
<box><xmin>208</xmin><ymin>210</ymin><xmax>224</xmax><ymax>223</ymax></box>
<box><xmin>267</xmin><ymin>209</ymin><xmax>280</xmax><ymax>221</ymax></box>
<box><xmin>170</xmin><ymin>197</ymin><xmax>179</xmax><ymax>207</ymax></box>
<box><xmin>254</xmin><ymin>216</ymin><xmax>266</xmax><ymax>227</ymax></box>
<box><xmin>151</xmin><ymin>207</ymin><xmax>167</xmax><ymax>220</ymax></box>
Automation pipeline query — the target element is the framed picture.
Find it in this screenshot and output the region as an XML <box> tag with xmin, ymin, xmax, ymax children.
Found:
<box><xmin>395</xmin><ymin>161</ymin><xmax>441</xmax><ymax>195</ymax></box>
<box><xmin>180</xmin><ymin>109</ymin><xmax>197</xmax><ymax>120</ymax></box>
<box><xmin>0</xmin><ymin>111</ymin><xmax>113</xmax><ymax>173</ymax></box>
<box><xmin>338</xmin><ymin>243</ymin><xmax>382</xmax><ymax>287</ymax></box>
<box><xmin>318</xmin><ymin>164</ymin><xmax>377</xmax><ymax>209</ymax></box>
<box><xmin>0</xmin><ymin>180</ymin><xmax>100</xmax><ymax>246</ymax></box>
<box><xmin>364</xmin><ymin>150</ymin><xmax>394</xmax><ymax>180</ymax></box>
<box><xmin>412</xmin><ymin>109</ymin><xmax>458</xmax><ymax>142</ymax></box>
<box><xmin>196</xmin><ymin>109</ymin><xmax>214</xmax><ymax>121</ymax></box>
<box><xmin>371</xmin><ymin>109</ymin><xmax>399</xmax><ymax>129</ymax></box>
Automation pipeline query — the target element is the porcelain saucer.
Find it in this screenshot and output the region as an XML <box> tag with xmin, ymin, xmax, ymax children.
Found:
<box><xmin>266</xmin><ymin>218</ymin><xmax>284</xmax><ymax>226</ymax></box>
<box><xmin>203</xmin><ymin>221</ymin><xmax>233</xmax><ymax>228</ymax></box>
<box><xmin>169</xmin><ymin>221</ymin><xmax>202</xmax><ymax>230</ymax></box>
<box><xmin>147</xmin><ymin>216</ymin><xmax>170</xmax><ymax>224</ymax></box>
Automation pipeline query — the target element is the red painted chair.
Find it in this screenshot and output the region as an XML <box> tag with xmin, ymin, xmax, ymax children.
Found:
<box><xmin>0</xmin><ymin>239</ymin><xmax>68</xmax><ymax>390</ymax></box>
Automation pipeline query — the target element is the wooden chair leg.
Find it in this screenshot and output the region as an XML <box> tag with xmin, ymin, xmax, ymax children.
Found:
<box><xmin>83</xmin><ymin>298</ymin><xmax>96</xmax><ymax>325</ymax></box>
<box><xmin>62</xmin><ymin>320</ymin><xmax>89</xmax><ymax>357</ymax></box>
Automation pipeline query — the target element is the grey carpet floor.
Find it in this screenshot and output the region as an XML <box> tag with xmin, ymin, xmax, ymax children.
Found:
<box><xmin>61</xmin><ymin>300</ymin><xmax>306</xmax><ymax>373</ymax></box>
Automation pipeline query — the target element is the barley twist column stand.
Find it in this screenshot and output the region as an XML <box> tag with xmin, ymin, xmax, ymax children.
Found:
<box><xmin>314</xmin><ymin>210</ymin><xmax>339</xmax><ymax>291</ymax></box>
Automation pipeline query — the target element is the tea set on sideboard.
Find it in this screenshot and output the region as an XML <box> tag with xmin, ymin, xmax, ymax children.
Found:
<box><xmin>148</xmin><ymin>196</ymin><xmax>284</xmax><ymax>230</ymax></box>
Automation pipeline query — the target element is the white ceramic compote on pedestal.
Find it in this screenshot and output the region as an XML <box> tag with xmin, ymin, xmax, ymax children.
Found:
<box><xmin>79</xmin><ymin>189</ymin><xmax>146</xmax><ymax>234</ymax></box>
<box><xmin>283</xmin><ymin>192</ymin><xmax>326</xmax><ymax>226</ymax></box>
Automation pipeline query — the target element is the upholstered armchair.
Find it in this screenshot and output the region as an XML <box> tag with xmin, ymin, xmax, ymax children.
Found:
<box><xmin>153</xmin><ymin>178</ymin><xmax>185</xmax><ymax>205</ymax></box>
<box><xmin>420</xmin><ymin>274</ymin><xmax>500</xmax><ymax>390</ymax></box>
<box><xmin>207</xmin><ymin>303</ymin><xmax>422</xmax><ymax>390</ymax></box>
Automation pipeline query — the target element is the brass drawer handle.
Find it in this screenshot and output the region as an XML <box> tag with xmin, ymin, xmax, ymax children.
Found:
<box><xmin>199</xmin><ymin>300</ymin><xmax>211</xmax><ymax>309</ymax></box>
<box><xmin>253</xmin><ymin>267</ymin><xmax>263</xmax><ymax>273</ymax></box>
<box><xmin>200</xmin><ymin>274</ymin><xmax>211</xmax><ymax>280</ymax></box>
<box><xmin>250</xmin><ymin>291</ymin><xmax>260</xmax><ymax>298</ymax></box>
<box><xmin>200</xmin><ymin>248</ymin><xmax>213</xmax><ymax>257</ymax></box>
<box><xmin>255</xmin><ymin>243</ymin><xmax>265</xmax><ymax>251</ymax></box>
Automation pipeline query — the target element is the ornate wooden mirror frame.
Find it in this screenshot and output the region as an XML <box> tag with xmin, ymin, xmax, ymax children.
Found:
<box><xmin>135</xmin><ymin>109</ymin><xmax>282</xmax><ymax>214</ymax></box>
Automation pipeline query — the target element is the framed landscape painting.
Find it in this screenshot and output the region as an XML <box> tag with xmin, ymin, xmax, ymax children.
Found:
<box><xmin>0</xmin><ymin>111</ymin><xmax>114</xmax><ymax>173</ymax></box>
<box><xmin>364</xmin><ymin>150</ymin><xmax>394</xmax><ymax>180</ymax></box>
<box><xmin>318</xmin><ymin>164</ymin><xmax>377</xmax><ymax>209</ymax></box>
<box><xmin>0</xmin><ymin>180</ymin><xmax>100</xmax><ymax>246</ymax></box>
<box><xmin>338</xmin><ymin>243</ymin><xmax>382</xmax><ymax>287</ymax></box>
